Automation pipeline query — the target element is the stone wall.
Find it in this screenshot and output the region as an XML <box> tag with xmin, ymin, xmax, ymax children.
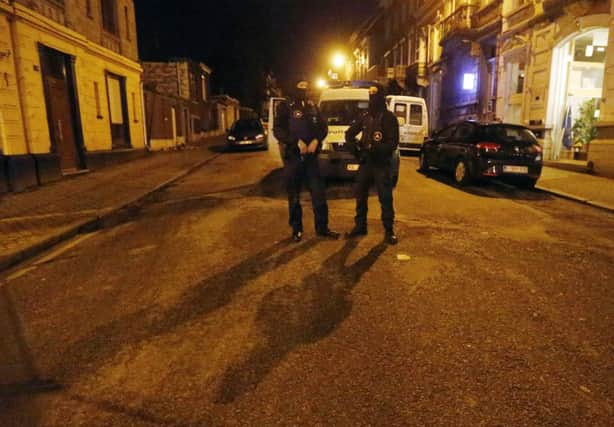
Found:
<box><xmin>13</xmin><ymin>0</ymin><xmax>138</xmax><ymax>61</ymax></box>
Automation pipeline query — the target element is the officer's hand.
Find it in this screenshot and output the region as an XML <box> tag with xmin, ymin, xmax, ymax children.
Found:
<box><xmin>307</xmin><ymin>139</ymin><xmax>318</xmax><ymax>154</ymax></box>
<box><xmin>298</xmin><ymin>139</ymin><xmax>308</xmax><ymax>155</ymax></box>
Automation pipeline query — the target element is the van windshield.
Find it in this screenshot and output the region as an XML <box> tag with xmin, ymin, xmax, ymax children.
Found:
<box><xmin>320</xmin><ymin>100</ymin><xmax>369</xmax><ymax>126</ymax></box>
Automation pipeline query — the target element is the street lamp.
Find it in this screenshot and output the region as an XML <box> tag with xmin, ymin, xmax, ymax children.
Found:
<box><xmin>332</xmin><ymin>52</ymin><xmax>347</xmax><ymax>70</ymax></box>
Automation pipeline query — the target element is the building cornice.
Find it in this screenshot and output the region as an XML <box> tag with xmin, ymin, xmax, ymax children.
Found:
<box><xmin>8</xmin><ymin>2</ymin><xmax>142</xmax><ymax>73</ymax></box>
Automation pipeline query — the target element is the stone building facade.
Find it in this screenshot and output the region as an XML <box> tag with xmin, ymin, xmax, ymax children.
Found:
<box><xmin>0</xmin><ymin>0</ymin><xmax>145</xmax><ymax>192</ymax></box>
<box><xmin>142</xmin><ymin>59</ymin><xmax>218</xmax><ymax>150</ymax></box>
<box><xmin>349</xmin><ymin>0</ymin><xmax>614</xmax><ymax>176</ymax></box>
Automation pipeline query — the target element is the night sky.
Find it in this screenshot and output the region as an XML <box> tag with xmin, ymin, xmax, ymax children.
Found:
<box><xmin>134</xmin><ymin>0</ymin><xmax>379</xmax><ymax>108</ymax></box>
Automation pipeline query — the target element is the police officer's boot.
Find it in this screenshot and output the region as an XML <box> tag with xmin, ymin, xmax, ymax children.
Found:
<box><xmin>317</xmin><ymin>229</ymin><xmax>340</xmax><ymax>240</ymax></box>
<box><xmin>385</xmin><ymin>230</ymin><xmax>398</xmax><ymax>245</ymax></box>
<box><xmin>345</xmin><ymin>227</ymin><xmax>367</xmax><ymax>239</ymax></box>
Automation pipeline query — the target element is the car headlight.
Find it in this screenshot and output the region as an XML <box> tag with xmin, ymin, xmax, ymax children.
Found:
<box><xmin>255</xmin><ymin>134</ymin><xmax>265</xmax><ymax>141</ymax></box>
<box><xmin>227</xmin><ymin>135</ymin><xmax>236</xmax><ymax>141</ymax></box>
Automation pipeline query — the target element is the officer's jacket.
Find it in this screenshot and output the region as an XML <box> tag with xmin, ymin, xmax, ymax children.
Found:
<box><xmin>273</xmin><ymin>99</ymin><xmax>328</xmax><ymax>158</ymax></box>
<box><xmin>345</xmin><ymin>110</ymin><xmax>399</xmax><ymax>164</ymax></box>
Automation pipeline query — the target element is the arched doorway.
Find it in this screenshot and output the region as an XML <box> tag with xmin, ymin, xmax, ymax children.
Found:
<box><xmin>547</xmin><ymin>28</ymin><xmax>609</xmax><ymax>160</ymax></box>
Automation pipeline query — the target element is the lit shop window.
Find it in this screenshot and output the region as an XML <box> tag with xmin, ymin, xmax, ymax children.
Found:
<box><xmin>463</xmin><ymin>73</ymin><xmax>476</xmax><ymax>91</ymax></box>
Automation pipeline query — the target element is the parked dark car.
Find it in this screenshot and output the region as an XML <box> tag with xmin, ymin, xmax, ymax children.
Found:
<box><xmin>226</xmin><ymin>119</ymin><xmax>268</xmax><ymax>150</ymax></box>
<box><xmin>419</xmin><ymin>121</ymin><xmax>543</xmax><ymax>188</ymax></box>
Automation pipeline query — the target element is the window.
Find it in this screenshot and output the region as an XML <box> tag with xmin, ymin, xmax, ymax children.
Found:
<box><xmin>94</xmin><ymin>81</ymin><xmax>102</xmax><ymax>118</ymax></box>
<box><xmin>124</xmin><ymin>6</ymin><xmax>130</xmax><ymax>40</ymax></box>
<box><xmin>435</xmin><ymin>125</ymin><xmax>456</xmax><ymax>139</ymax></box>
<box><xmin>454</xmin><ymin>123</ymin><xmax>476</xmax><ymax>140</ymax></box>
<box><xmin>320</xmin><ymin>100</ymin><xmax>369</xmax><ymax>126</ymax></box>
<box><xmin>410</xmin><ymin>104</ymin><xmax>423</xmax><ymax>125</ymax></box>
<box><xmin>201</xmin><ymin>75</ymin><xmax>207</xmax><ymax>101</ymax></box>
<box><xmin>463</xmin><ymin>73</ymin><xmax>477</xmax><ymax>90</ymax></box>
<box><xmin>101</xmin><ymin>0</ymin><xmax>117</xmax><ymax>34</ymax></box>
<box><xmin>132</xmin><ymin>92</ymin><xmax>138</xmax><ymax>123</ymax></box>
<box><xmin>394</xmin><ymin>104</ymin><xmax>407</xmax><ymax>125</ymax></box>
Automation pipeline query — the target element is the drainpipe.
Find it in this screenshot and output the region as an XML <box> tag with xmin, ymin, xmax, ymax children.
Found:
<box><xmin>7</xmin><ymin>1</ymin><xmax>34</xmax><ymax>157</ymax></box>
<box><xmin>140</xmin><ymin>80</ymin><xmax>149</xmax><ymax>150</ymax></box>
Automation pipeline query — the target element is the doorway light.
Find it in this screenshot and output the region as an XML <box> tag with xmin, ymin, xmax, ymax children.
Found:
<box><xmin>463</xmin><ymin>73</ymin><xmax>476</xmax><ymax>90</ymax></box>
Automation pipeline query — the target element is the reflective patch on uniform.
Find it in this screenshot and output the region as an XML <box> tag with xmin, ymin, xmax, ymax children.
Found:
<box><xmin>293</xmin><ymin>110</ymin><xmax>304</xmax><ymax>119</ymax></box>
<box><xmin>373</xmin><ymin>131</ymin><xmax>383</xmax><ymax>142</ymax></box>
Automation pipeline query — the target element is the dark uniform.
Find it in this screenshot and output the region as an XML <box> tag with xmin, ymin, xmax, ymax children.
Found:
<box><xmin>345</xmin><ymin>84</ymin><xmax>399</xmax><ymax>244</ymax></box>
<box><xmin>273</xmin><ymin>84</ymin><xmax>338</xmax><ymax>241</ymax></box>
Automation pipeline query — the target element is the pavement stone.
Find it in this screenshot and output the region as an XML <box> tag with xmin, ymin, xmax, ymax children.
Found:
<box><xmin>0</xmin><ymin>138</ymin><xmax>224</xmax><ymax>272</ymax></box>
<box><xmin>537</xmin><ymin>166</ymin><xmax>614</xmax><ymax>213</ymax></box>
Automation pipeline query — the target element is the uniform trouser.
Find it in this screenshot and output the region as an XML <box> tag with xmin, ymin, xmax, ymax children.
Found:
<box><xmin>283</xmin><ymin>155</ymin><xmax>329</xmax><ymax>233</ymax></box>
<box><xmin>354</xmin><ymin>160</ymin><xmax>395</xmax><ymax>232</ymax></box>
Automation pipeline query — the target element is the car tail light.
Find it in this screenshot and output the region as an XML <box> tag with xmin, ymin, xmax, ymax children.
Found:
<box><xmin>476</xmin><ymin>142</ymin><xmax>501</xmax><ymax>153</ymax></box>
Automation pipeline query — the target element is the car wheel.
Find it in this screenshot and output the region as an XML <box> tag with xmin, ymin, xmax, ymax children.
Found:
<box><xmin>454</xmin><ymin>158</ymin><xmax>472</xmax><ymax>186</ymax></box>
<box><xmin>520</xmin><ymin>177</ymin><xmax>538</xmax><ymax>189</ymax></box>
<box><xmin>418</xmin><ymin>150</ymin><xmax>429</xmax><ymax>172</ymax></box>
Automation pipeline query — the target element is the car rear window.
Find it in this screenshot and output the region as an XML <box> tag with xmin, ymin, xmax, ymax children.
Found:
<box><xmin>481</xmin><ymin>125</ymin><xmax>538</xmax><ymax>143</ymax></box>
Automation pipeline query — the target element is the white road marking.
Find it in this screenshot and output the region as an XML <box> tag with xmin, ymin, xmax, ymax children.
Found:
<box><xmin>1</xmin><ymin>231</ymin><xmax>100</xmax><ymax>286</ymax></box>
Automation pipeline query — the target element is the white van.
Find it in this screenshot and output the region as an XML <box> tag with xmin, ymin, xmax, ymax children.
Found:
<box><xmin>266</xmin><ymin>96</ymin><xmax>286</xmax><ymax>147</ymax></box>
<box><xmin>319</xmin><ymin>86</ymin><xmax>400</xmax><ymax>184</ymax></box>
<box><xmin>387</xmin><ymin>95</ymin><xmax>429</xmax><ymax>153</ymax></box>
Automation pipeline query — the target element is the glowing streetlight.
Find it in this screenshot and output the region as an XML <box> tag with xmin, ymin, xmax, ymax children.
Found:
<box><xmin>332</xmin><ymin>52</ymin><xmax>347</xmax><ymax>70</ymax></box>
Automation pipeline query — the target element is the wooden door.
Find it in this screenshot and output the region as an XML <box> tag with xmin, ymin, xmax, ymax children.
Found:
<box><xmin>40</xmin><ymin>47</ymin><xmax>81</xmax><ymax>172</ymax></box>
<box><xmin>106</xmin><ymin>73</ymin><xmax>131</xmax><ymax>148</ymax></box>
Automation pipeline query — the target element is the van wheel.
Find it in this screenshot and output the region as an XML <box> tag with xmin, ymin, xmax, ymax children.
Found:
<box><xmin>454</xmin><ymin>158</ymin><xmax>472</xmax><ymax>186</ymax></box>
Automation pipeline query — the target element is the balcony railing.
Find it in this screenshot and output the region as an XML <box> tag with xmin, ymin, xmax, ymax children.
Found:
<box><xmin>441</xmin><ymin>4</ymin><xmax>479</xmax><ymax>42</ymax></box>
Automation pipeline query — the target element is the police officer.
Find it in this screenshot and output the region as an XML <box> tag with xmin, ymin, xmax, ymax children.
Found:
<box><xmin>345</xmin><ymin>83</ymin><xmax>399</xmax><ymax>245</ymax></box>
<box><xmin>273</xmin><ymin>80</ymin><xmax>339</xmax><ymax>242</ymax></box>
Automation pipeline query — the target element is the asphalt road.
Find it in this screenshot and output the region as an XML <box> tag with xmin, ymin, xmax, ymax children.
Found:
<box><xmin>1</xmin><ymin>145</ymin><xmax>613</xmax><ymax>426</ymax></box>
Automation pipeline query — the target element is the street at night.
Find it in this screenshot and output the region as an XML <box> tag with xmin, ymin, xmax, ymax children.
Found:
<box><xmin>1</xmin><ymin>146</ymin><xmax>613</xmax><ymax>425</ymax></box>
<box><xmin>2</xmin><ymin>0</ymin><xmax>614</xmax><ymax>425</ymax></box>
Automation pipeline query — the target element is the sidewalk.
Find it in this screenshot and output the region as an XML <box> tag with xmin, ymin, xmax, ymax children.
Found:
<box><xmin>0</xmin><ymin>137</ymin><xmax>224</xmax><ymax>272</ymax></box>
<box><xmin>537</xmin><ymin>166</ymin><xmax>614</xmax><ymax>213</ymax></box>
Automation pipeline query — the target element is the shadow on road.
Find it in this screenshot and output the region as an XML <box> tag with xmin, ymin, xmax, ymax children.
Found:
<box><xmin>419</xmin><ymin>169</ymin><xmax>554</xmax><ymax>201</ymax></box>
<box><xmin>208</xmin><ymin>144</ymin><xmax>268</xmax><ymax>154</ymax></box>
<box><xmin>250</xmin><ymin>168</ymin><xmax>363</xmax><ymax>201</ymax></box>
<box><xmin>215</xmin><ymin>239</ymin><xmax>387</xmax><ymax>404</ymax></box>
<box><xmin>52</xmin><ymin>238</ymin><xmax>322</xmax><ymax>380</ymax></box>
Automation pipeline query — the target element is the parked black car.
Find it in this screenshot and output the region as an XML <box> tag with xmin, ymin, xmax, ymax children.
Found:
<box><xmin>226</xmin><ymin>119</ymin><xmax>268</xmax><ymax>150</ymax></box>
<box><xmin>419</xmin><ymin>121</ymin><xmax>543</xmax><ymax>188</ymax></box>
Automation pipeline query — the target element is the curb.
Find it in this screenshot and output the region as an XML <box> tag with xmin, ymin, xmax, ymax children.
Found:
<box><xmin>536</xmin><ymin>185</ymin><xmax>614</xmax><ymax>214</ymax></box>
<box><xmin>0</xmin><ymin>153</ymin><xmax>221</xmax><ymax>274</ymax></box>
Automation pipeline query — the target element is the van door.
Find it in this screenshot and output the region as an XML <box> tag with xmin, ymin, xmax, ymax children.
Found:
<box><xmin>267</xmin><ymin>97</ymin><xmax>285</xmax><ymax>147</ymax></box>
<box><xmin>407</xmin><ymin>102</ymin><xmax>427</xmax><ymax>146</ymax></box>
<box><xmin>392</xmin><ymin>101</ymin><xmax>411</xmax><ymax>146</ymax></box>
